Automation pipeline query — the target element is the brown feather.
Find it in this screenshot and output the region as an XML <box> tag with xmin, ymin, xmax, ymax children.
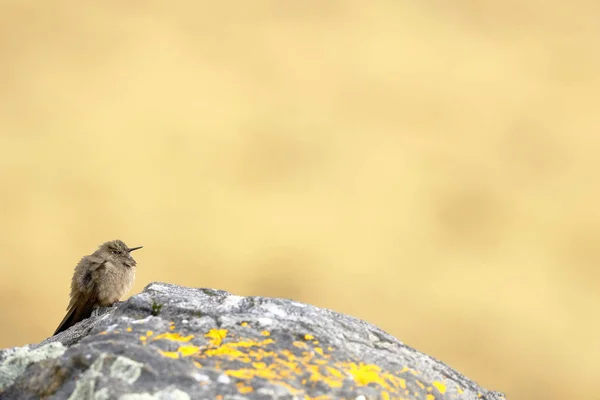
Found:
<box><xmin>53</xmin><ymin>259</ymin><xmax>105</xmax><ymax>335</ymax></box>
<box><xmin>53</xmin><ymin>290</ymin><xmax>97</xmax><ymax>335</ymax></box>
<box><xmin>53</xmin><ymin>240</ymin><xmax>141</xmax><ymax>336</ymax></box>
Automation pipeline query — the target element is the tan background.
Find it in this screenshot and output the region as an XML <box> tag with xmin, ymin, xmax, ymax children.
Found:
<box><xmin>1</xmin><ymin>1</ymin><xmax>599</xmax><ymax>399</ymax></box>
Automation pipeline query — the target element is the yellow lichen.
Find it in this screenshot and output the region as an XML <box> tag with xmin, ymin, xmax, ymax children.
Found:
<box><xmin>177</xmin><ymin>345</ymin><xmax>200</xmax><ymax>357</ymax></box>
<box><xmin>432</xmin><ymin>381</ymin><xmax>446</xmax><ymax>394</ymax></box>
<box><xmin>205</xmin><ymin>329</ymin><xmax>228</xmax><ymax>346</ymax></box>
<box><xmin>147</xmin><ymin>327</ymin><xmax>440</xmax><ymax>398</ymax></box>
<box><xmin>152</xmin><ymin>332</ymin><xmax>194</xmax><ymax>342</ymax></box>
<box><xmin>158</xmin><ymin>350</ymin><xmax>180</xmax><ymax>359</ymax></box>
<box><xmin>236</xmin><ymin>382</ymin><xmax>254</xmax><ymax>394</ymax></box>
<box><xmin>347</xmin><ymin>363</ymin><xmax>388</xmax><ymax>388</ymax></box>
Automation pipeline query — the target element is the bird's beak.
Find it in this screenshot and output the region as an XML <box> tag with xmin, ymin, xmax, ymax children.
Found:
<box><xmin>128</xmin><ymin>246</ymin><xmax>143</xmax><ymax>252</ymax></box>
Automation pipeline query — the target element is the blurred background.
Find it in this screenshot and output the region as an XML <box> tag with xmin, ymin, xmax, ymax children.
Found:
<box><xmin>1</xmin><ymin>1</ymin><xmax>599</xmax><ymax>399</ymax></box>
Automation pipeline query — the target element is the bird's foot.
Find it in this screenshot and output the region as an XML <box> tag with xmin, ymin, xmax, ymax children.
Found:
<box><xmin>91</xmin><ymin>308</ymin><xmax>102</xmax><ymax>318</ymax></box>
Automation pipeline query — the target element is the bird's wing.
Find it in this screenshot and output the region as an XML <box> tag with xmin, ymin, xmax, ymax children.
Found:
<box><xmin>86</xmin><ymin>255</ymin><xmax>105</xmax><ymax>267</ymax></box>
<box><xmin>78</xmin><ymin>258</ymin><xmax>107</xmax><ymax>295</ymax></box>
<box><xmin>53</xmin><ymin>259</ymin><xmax>106</xmax><ymax>335</ymax></box>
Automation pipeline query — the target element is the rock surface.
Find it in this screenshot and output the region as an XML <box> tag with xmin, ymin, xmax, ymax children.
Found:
<box><xmin>0</xmin><ymin>282</ymin><xmax>506</xmax><ymax>399</ymax></box>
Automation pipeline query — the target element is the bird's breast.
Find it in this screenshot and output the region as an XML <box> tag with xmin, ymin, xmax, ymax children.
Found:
<box><xmin>96</xmin><ymin>261</ymin><xmax>136</xmax><ymax>306</ymax></box>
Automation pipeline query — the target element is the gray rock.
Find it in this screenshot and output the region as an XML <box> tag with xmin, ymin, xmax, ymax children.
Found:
<box><xmin>0</xmin><ymin>282</ymin><xmax>506</xmax><ymax>399</ymax></box>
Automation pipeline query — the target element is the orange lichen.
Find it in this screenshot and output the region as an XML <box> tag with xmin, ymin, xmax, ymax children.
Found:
<box><xmin>228</xmin><ymin>339</ymin><xmax>275</xmax><ymax>348</ymax></box>
<box><xmin>228</xmin><ymin>366</ymin><xmax>279</xmax><ymax>381</ymax></box>
<box><xmin>204</xmin><ymin>347</ymin><xmax>252</xmax><ymax>363</ymax></box>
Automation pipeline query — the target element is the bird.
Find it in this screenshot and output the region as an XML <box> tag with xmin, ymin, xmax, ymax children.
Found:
<box><xmin>53</xmin><ymin>239</ymin><xmax>142</xmax><ymax>335</ymax></box>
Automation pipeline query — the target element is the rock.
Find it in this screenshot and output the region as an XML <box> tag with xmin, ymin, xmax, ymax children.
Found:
<box><xmin>0</xmin><ymin>282</ymin><xmax>506</xmax><ymax>399</ymax></box>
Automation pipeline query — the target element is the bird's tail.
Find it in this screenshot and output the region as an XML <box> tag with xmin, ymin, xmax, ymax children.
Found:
<box><xmin>53</xmin><ymin>298</ymin><xmax>94</xmax><ymax>335</ymax></box>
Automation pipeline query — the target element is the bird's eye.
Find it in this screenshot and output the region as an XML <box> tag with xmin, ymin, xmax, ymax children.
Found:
<box><xmin>112</xmin><ymin>250</ymin><xmax>120</xmax><ymax>255</ymax></box>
